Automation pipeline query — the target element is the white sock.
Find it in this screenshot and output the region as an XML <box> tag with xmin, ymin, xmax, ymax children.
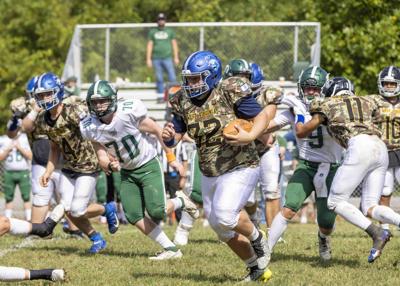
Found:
<box><xmin>0</xmin><ymin>266</ymin><xmax>27</xmax><ymax>281</ymax></box>
<box><xmin>334</xmin><ymin>201</ymin><xmax>371</xmax><ymax>230</ymax></box>
<box><xmin>5</xmin><ymin>209</ymin><xmax>12</xmax><ymax>218</ymax></box>
<box><xmin>318</xmin><ymin>231</ymin><xmax>328</xmax><ymax>239</ymax></box>
<box><xmin>170</xmin><ymin>198</ymin><xmax>183</xmax><ymax>211</ymax></box>
<box><xmin>179</xmin><ymin>211</ymin><xmax>194</xmax><ymax>229</ymax></box>
<box><xmin>25</xmin><ymin>209</ymin><xmax>31</xmax><ymax>221</ymax></box>
<box><xmin>371</xmin><ymin>205</ymin><xmax>400</xmax><ymax>227</ymax></box>
<box><xmin>268</xmin><ymin>212</ymin><xmax>289</xmax><ymax>251</ymax></box>
<box><xmin>9</xmin><ymin>218</ymin><xmax>31</xmax><ymax>235</ymax></box>
<box><xmin>148</xmin><ymin>225</ymin><xmax>175</xmax><ymax>249</ymax></box>
<box><xmin>244</xmin><ymin>254</ymin><xmax>258</xmax><ymax>268</ymax></box>
<box><xmin>381</xmin><ymin>223</ymin><xmax>390</xmax><ymax>230</ymax></box>
<box><xmin>248</xmin><ymin>226</ymin><xmax>260</xmax><ymax>241</ymax></box>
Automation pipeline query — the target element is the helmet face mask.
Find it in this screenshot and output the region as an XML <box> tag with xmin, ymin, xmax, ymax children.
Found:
<box><xmin>34</xmin><ymin>73</ymin><xmax>64</xmax><ymax>111</ymax></box>
<box><xmin>378</xmin><ymin>66</ymin><xmax>400</xmax><ymax>98</ymax></box>
<box><xmin>181</xmin><ymin>50</ymin><xmax>222</xmax><ymax>99</ymax></box>
<box><xmin>298</xmin><ymin>66</ymin><xmax>328</xmax><ymax>104</ymax></box>
<box><xmin>86</xmin><ymin>80</ymin><xmax>117</xmax><ymax>118</ymax></box>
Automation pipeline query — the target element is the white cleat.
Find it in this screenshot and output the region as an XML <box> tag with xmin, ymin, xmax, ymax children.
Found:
<box><xmin>318</xmin><ymin>232</ymin><xmax>332</xmax><ymax>262</ymax></box>
<box><xmin>51</xmin><ymin>269</ymin><xmax>65</xmax><ymax>281</ymax></box>
<box><xmin>149</xmin><ymin>249</ymin><xmax>183</xmax><ymax>260</ymax></box>
<box><xmin>176</xmin><ymin>191</ymin><xmax>199</xmax><ymax>219</ymax></box>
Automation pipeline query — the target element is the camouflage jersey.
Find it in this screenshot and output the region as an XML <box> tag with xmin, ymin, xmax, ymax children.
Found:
<box><xmin>310</xmin><ymin>95</ymin><xmax>382</xmax><ymax>149</ymax></box>
<box><xmin>254</xmin><ymin>85</ymin><xmax>283</xmax><ymax>156</ymax></box>
<box><xmin>170</xmin><ymin>77</ymin><xmax>262</xmax><ymax>177</ymax></box>
<box><xmin>35</xmin><ymin>103</ymin><xmax>99</xmax><ymax>173</ymax></box>
<box><xmin>368</xmin><ymin>94</ymin><xmax>400</xmax><ymax>151</ymax></box>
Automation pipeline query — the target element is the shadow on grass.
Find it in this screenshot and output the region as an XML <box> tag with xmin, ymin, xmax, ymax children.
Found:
<box><xmin>132</xmin><ymin>271</ymin><xmax>238</xmax><ymax>284</ymax></box>
<box><xmin>35</xmin><ymin>245</ymin><xmax>154</xmax><ymax>258</ymax></box>
<box><xmin>272</xmin><ymin>252</ymin><xmax>361</xmax><ymax>268</ymax></box>
<box><xmin>189</xmin><ymin>238</ymin><xmax>221</xmax><ymax>244</ymax></box>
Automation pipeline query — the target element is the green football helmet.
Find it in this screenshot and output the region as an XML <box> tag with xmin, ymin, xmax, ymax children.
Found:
<box><xmin>298</xmin><ymin>66</ymin><xmax>329</xmax><ymax>104</ymax></box>
<box><xmin>223</xmin><ymin>59</ymin><xmax>252</xmax><ymax>79</ymax></box>
<box><xmin>86</xmin><ymin>80</ymin><xmax>118</xmax><ymax>118</ymax></box>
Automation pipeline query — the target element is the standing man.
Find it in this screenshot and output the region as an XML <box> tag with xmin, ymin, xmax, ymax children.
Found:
<box><xmin>146</xmin><ymin>13</ymin><xmax>179</xmax><ymax>98</ymax></box>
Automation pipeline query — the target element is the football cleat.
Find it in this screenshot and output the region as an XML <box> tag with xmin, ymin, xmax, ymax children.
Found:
<box><xmin>176</xmin><ymin>191</ymin><xmax>200</xmax><ymax>219</ymax></box>
<box><xmin>149</xmin><ymin>249</ymin><xmax>183</xmax><ymax>260</ymax></box>
<box><xmin>104</xmin><ymin>201</ymin><xmax>119</xmax><ymax>234</ymax></box>
<box><xmin>242</xmin><ymin>266</ymin><xmax>272</xmax><ymax>283</ymax></box>
<box><xmin>250</xmin><ymin>230</ymin><xmax>271</xmax><ymax>269</ymax></box>
<box><xmin>368</xmin><ymin>229</ymin><xmax>392</xmax><ymax>263</ymax></box>
<box><xmin>318</xmin><ymin>232</ymin><xmax>332</xmax><ymax>261</ymax></box>
<box><xmin>89</xmin><ymin>233</ymin><xmax>107</xmax><ymax>254</ymax></box>
<box><xmin>50</xmin><ymin>269</ymin><xmax>65</xmax><ymax>282</ymax></box>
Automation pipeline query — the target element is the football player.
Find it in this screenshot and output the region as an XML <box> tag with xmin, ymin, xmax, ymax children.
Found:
<box><xmin>223</xmin><ymin>59</ymin><xmax>282</xmax><ymax>229</ymax></box>
<box><xmin>371</xmin><ymin>66</ymin><xmax>400</xmax><ymax>230</ymax></box>
<box><xmin>162</xmin><ymin>50</ymin><xmax>279</xmax><ymax>282</ymax></box>
<box><xmin>299</xmin><ymin>76</ymin><xmax>400</xmax><ymax>262</ymax></box>
<box><xmin>80</xmin><ymin>80</ymin><xmax>199</xmax><ymax>260</ymax></box>
<box><xmin>265</xmin><ymin>66</ymin><xmax>342</xmax><ymax>262</ymax></box>
<box><xmin>25</xmin><ymin>72</ymin><xmax>119</xmax><ymax>253</ymax></box>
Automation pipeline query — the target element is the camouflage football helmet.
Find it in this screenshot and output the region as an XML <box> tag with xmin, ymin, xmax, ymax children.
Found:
<box><xmin>223</xmin><ymin>59</ymin><xmax>252</xmax><ymax>79</ymax></box>
<box><xmin>298</xmin><ymin>66</ymin><xmax>329</xmax><ymax>104</ymax></box>
<box><xmin>86</xmin><ymin>80</ymin><xmax>118</xmax><ymax>118</ymax></box>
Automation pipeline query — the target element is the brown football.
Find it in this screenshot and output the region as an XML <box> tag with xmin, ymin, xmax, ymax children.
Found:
<box><xmin>223</xmin><ymin>119</ymin><xmax>253</xmax><ymax>136</ymax></box>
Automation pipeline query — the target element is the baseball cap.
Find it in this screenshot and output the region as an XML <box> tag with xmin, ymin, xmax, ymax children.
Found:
<box><xmin>157</xmin><ymin>13</ymin><xmax>166</xmax><ymax>20</ymax></box>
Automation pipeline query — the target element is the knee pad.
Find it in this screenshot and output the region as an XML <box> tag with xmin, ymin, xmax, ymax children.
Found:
<box><xmin>361</xmin><ymin>202</ymin><xmax>377</xmax><ymax>217</ymax></box>
<box><xmin>208</xmin><ymin>212</ymin><xmax>235</xmax><ymax>242</ymax></box>
<box><xmin>147</xmin><ymin>206</ymin><xmax>166</xmax><ymax>221</ymax></box>
<box><xmin>214</xmin><ymin>209</ymin><xmax>239</xmax><ymax>231</ymax></box>
<box><xmin>381</xmin><ymin>186</ymin><xmax>393</xmax><ymax>197</ymax></box>
<box><xmin>263</xmin><ymin>185</ymin><xmax>281</xmax><ymax>200</ymax></box>
<box><xmin>327</xmin><ymin>195</ymin><xmax>340</xmax><ymax>211</ymax></box>
<box><xmin>33</xmin><ymin>193</ymin><xmax>51</xmax><ymax>207</ymax></box>
<box><xmin>70</xmin><ymin>197</ymin><xmax>89</xmax><ymax>217</ymax></box>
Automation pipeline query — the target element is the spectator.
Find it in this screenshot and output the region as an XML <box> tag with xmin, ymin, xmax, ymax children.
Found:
<box><xmin>64</xmin><ymin>76</ymin><xmax>80</xmax><ymax>98</ymax></box>
<box><xmin>146</xmin><ymin>13</ymin><xmax>179</xmax><ymax>98</ymax></box>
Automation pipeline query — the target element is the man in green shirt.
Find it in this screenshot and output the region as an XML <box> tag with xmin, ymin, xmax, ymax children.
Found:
<box><xmin>146</xmin><ymin>13</ymin><xmax>179</xmax><ymax>95</ymax></box>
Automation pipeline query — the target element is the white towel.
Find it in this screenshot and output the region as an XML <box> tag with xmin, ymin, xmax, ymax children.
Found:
<box><xmin>313</xmin><ymin>163</ymin><xmax>330</xmax><ymax>198</ymax></box>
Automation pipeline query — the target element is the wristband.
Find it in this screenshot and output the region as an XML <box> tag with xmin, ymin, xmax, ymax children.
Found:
<box><xmin>27</xmin><ymin>109</ymin><xmax>39</xmax><ymax>121</ymax></box>
<box><xmin>164</xmin><ymin>138</ymin><xmax>176</xmax><ymax>147</ymax></box>
<box><xmin>295</xmin><ymin>114</ymin><xmax>305</xmax><ymax>124</ymax></box>
<box><xmin>166</xmin><ymin>152</ymin><xmax>176</xmax><ymax>163</ymax></box>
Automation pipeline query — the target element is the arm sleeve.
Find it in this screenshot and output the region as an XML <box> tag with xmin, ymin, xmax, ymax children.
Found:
<box><xmin>172</xmin><ymin>114</ymin><xmax>187</xmax><ymax>134</ymax></box>
<box><xmin>273</xmin><ymin>110</ymin><xmax>294</xmax><ymax>127</ymax></box>
<box><xmin>234</xmin><ymin>96</ymin><xmax>262</xmax><ymax>119</ymax></box>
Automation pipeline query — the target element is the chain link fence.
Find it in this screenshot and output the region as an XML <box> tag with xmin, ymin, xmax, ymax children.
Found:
<box><xmin>63</xmin><ymin>22</ymin><xmax>320</xmax><ymax>86</ymax></box>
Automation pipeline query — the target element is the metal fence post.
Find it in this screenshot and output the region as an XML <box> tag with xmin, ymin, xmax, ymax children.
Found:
<box><xmin>293</xmin><ymin>25</ymin><xmax>298</xmax><ymax>64</ymax></box>
<box><xmin>199</xmin><ymin>26</ymin><xmax>204</xmax><ymax>51</ymax></box>
<box><xmin>105</xmin><ymin>27</ymin><xmax>110</xmax><ymax>81</ymax></box>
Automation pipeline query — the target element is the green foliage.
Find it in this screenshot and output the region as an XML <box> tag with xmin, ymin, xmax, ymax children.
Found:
<box><xmin>0</xmin><ymin>0</ymin><xmax>398</xmax><ymax>126</ymax></box>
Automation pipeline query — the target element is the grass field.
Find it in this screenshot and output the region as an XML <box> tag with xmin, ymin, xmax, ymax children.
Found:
<box><xmin>1</xmin><ymin>219</ymin><xmax>400</xmax><ymax>286</ymax></box>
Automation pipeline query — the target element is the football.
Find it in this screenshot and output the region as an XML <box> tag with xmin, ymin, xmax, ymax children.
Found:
<box><xmin>223</xmin><ymin>118</ymin><xmax>253</xmax><ymax>136</ymax></box>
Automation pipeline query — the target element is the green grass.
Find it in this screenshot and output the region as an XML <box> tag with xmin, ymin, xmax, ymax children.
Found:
<box><xmin>1</xmin><ymin>219</ymin><xmax>400</xmax><ymax>285</ymax></box>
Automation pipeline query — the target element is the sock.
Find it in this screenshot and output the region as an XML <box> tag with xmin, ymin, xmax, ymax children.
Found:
<box><xmin>29</xmin><ymin>269</ymin><xmax>53</xmax><ymax>280</ymax></box>
<box><xmin>248</xmin><ymin>226</ymin><xmax>260</xmax><ymax>242</ymax></box>
<box><xmin>148</xmin><ymin>225</ymin><xmax>176</xmax><ymax>250</ymax></box>
<box><xmin>179</xmin><ymin>211</ymin><xmax>194</xmax><ymax>229</ymax></box>
<box><xmin>170</xmin><ymin>198</ymin><xmax>183</xmax><ymax>211</ymax></box>
<box><xmin>365</xmin><ymin>223</ymin><xmax>381</xmax><ymax>238</ymax></box>
<box><xmin>268</xmin><ymin>212</ymin><xmax>289</xmax><ymax>251</ymax></box>
<box><xmin>334</xmin><ymin>201</ymin><xmax>371</xmax><ymax>230</ymax></box>
<box><xmin>9</xmin><ymin>218</ymin><xmax>31</xmax><ymax>235</ymax></box>
<box><xmin>244</xmin><ymin>254</ymin><xmax>258</xmax><ymax>268</ymax></box>
<box><xmin>371</xmin><ymin>205</ymin><xmax>400</xmax><ymax>226</ymax></box>
<box><xmin>0</xmin><ymin>266</ymin><xmax>27</xmax><ymax>281</ymax></box>
<box><xmin>318</xmin><ymin>231</ymin><xmax>328</xmax><ymax>239</ymax></box>
<box><xmin>25</xmin><ymin>209</ymin><xmax>31</xmax><ymax>221</ymax></box>
<box><xmin>5</xmin><ymin>209</ymin><xmax>12</xmax><ymax>218</ymax></box>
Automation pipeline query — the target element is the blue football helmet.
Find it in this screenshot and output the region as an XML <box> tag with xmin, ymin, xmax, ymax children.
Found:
<box><xmin>321</xmin><ymin>76</ymin><xmax>355</xmax><ymax>98</ymax></box>
<box><xmin>34</xmin><ymin>72</ymin><xmax>64</xmax><ymax>110</ymax></box>
<box><xmin>181</xmin><ymin>50</ymin><xmax>222</xmax><ymax>98</ymax></box>
<box><xmin>25</xmin><ymin>76</ymin><xmax>38</xmax><ymax>99</ymax></box>
<box><xmin>249</xmin><ymin>62</ymin><xmax>265</xmax><ymax>90</ymax></box>
<box><xmin>378</xmin><ymin>66</ymin><xmax>400</xmax><ymax>98</ymax></box>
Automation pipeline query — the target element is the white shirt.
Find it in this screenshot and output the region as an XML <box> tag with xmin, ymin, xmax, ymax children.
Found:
<box><xmin>0</xmin><ymin>133</ymin><xmax>31</xmax><ymax>171</ymax></box>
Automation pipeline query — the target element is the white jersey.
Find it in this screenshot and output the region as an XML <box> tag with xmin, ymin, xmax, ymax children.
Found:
<box><xmin>274</xmin><ymin>107</ymin><xmax>343</xmax><ymax>163</ymax></box>
<box><xmin>0</xmin><ymin>133</ymin><xmax>31</xmax><ymax>171</ymax></box>
<box><xmin>80</xmin><ymin>99</ymin><xmax>157</xmax><ymax>170</ymax></box>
